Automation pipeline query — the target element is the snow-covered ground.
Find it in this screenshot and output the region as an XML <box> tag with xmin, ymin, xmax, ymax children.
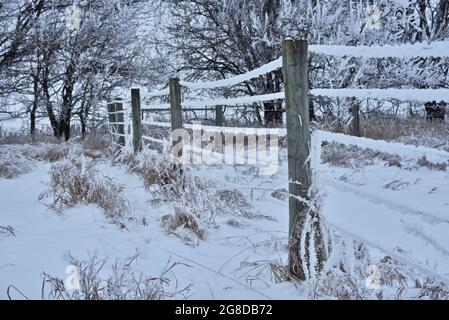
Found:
<box><xmin>0</xmin><ymin>148</ymin><xmax>296</xmax><ymax>300</ymax></box>
<box><xmin>1</xmin><ymin>135</ymin><xmax>449</xmax><ymax>300</ymax></box>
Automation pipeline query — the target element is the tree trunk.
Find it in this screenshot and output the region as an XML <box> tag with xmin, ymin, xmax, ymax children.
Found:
<box><xmin>417</xmin><ymin>0</ymin><xmax>431</xmax><ymax>41</ymax></box>
<box><xmin>42</xmin><ymin>64</ymin><xmax>59</xmax><ymax>137</ymax></box>
<box><xmin>59</xmin><ymin>61</ymin><xmax>75</xmax><ymax>141</ymax></box>
<box><xmin>80</xmin><ymin>113</ymin><xmax>87</xmax><ymax>140</ymax></box>
<box><xmin>30</xmin><ymin>75</ymin><xmax>38</xmax><ymax>138</ymax></box>
<box><xmin>435</xmin><ymin>0</ymin><xmax>449</xmax><ymax>38</ymax></box>
<box><xmin>264</xmin><ymin>72</ymin><xmax>283</xmax><ymax>126</ymax></box>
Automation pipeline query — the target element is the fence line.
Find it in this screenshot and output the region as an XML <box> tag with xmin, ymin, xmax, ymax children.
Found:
<box><xmin>107</xmin><ymin>39</ymin><xmax>449</xmax><ymax>281</ymax></box>
<box><xmin>138</xmin><ymin>119</ymin><xmax>449</xmax><ymax>162</ymax></box>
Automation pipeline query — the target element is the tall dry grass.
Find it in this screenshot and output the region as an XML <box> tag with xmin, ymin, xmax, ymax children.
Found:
<box><xmin>39</xmin><ymin>153</ymin><xmax>130</xmax><ymax>220</ymax></box>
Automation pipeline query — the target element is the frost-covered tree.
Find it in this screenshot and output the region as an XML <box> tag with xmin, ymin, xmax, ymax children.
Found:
<box><xmin>0</xmin><ymin>0</ymin><xmax>45</xmax><ymax>97</ymax></box>
<box><xmin>2</xmin><ymin>0</ymin><xmax>166</xmax><ymax>139</ymax></box>
<box><xmin>164</xmin><ymin>0</ymin><xmax>449</xmax><ymax>125</ymax></box>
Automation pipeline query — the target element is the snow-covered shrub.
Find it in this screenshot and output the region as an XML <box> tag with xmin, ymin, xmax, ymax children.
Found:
<box><xmin>119</xmin><ymin>150</ymin><xmax>258</xmax><ymax>221</ymax></box>
<box><xmin>81</xmin><ymin>134</ymin><xmax>112</xmax><ymax>160</ymax></box>
<box><xmin>238</xmin><ymin>259</ymin><xmax>292</xmax><ymax>285</ymax></box>
<box><xmin>41</xmin><ymin>254</ymin><xmax>191</xmax><ymax>300</ymax></box>
<box><xmin>215</xmin><ymin>189</ymin><xmax>254</xmax><ymax>218</ymax></box>
<box><xmin>39</xmin><ymin>153</ymin><xmax>130</xmax><ymax>219</ymax></box>
<box><xmin>0</xmin><ymin>145</ymin><xmax>36</xmax><ymax>178</ymax></box>
<box><xmin>321</xmin><ymin>142</ymin><xmax>402</xmax><ymax>169</ymax></box>
<box><xmin>35</xmin><ymin>143</ymin><xmax>78</xmax><ymax>162</ymax></box>
<box><xmin>161</xmin><ymin>208</ymin><xmax>207</xmax><ymax>246</ymax></box>
<box><xmin>417</xmin><ymin>279</ymin><xmax>449</xmax><ymax>300</ymax></box>
<box><xmin>417</xmin><ymin>156</ymin><xmax>447</xmax><ymax>171</ymax></box>
<box><xmin>115</xmin><ymin>149</ymin><xmax>260</xmax><ymax>242</ymax></box>
<box><xmin>308</xmin><ymin>238</ymin><xmax>421</xmax><ymax>300</ymax></box>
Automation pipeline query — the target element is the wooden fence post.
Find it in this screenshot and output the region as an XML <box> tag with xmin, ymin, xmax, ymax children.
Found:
<box><xmin>215</xmin><ymin>105</ymin><xmax>224</xmax><ymax>127</ymax></box>
<box><xmin>283</xmin><ymin>39</ymin><xmax>312</xmax><ymax>281</ymax></box>
<box><xmin>169</xmin><ymin>78</ymin><xmax>183</xmax><ymax>149</ymax></box>
<box><xmin>131</xmin><ymin>88</ymin><xmax>143</xmax><ymax>153</ymax></box>
<box><xmin>169</xmin><ymin>78</ymin><xmax>183</xmax><ymax>131</ymax></box>
<box><xmin>115</xmin><ymin>100</ymin><xmax>126</xmax><ymax>147</ymax></box>
<box><xmin>351</xmin><ymin>98</ymin><xmax>361</xmax><ymax>137</ymax></box>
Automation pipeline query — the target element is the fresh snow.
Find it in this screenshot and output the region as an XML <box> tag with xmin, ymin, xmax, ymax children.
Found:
<box><xmin>2</xmin><ymin>142</ymin><xmax>449</xmax><ymax>299</ymax></box>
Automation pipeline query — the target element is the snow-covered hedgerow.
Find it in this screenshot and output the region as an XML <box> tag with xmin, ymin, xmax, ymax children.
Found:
<box><xmin>41</xmin><ymin>254</ymin><xmax>191</xmax><ymax>300</ymax></box>
<box><xmin>39</xmin><ymin>153</ymin><xmax>130</xmax><ymax>219</ymax></box>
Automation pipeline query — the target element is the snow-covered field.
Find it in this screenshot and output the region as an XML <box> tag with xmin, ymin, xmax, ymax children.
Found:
<box><xmin>1</xmin><ymin>129</ymin><xmax>449</xmax><ymax>300</ymax></box>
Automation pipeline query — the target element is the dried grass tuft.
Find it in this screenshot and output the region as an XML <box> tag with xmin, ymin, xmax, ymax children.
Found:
<box><xmin>417</xmin><ymin>156</ymin><xmax>448</xmax><ymax>171</ymax></box>
<box><xmin>41</xmin><ymin>254</ymin><xmax>192</xmax><ymax>300</ymax></box>
<box><xmin>161</xmin><ymin>208</ymin><xmax>207</xmax><ymax>245</ymax></box>
<box><xmin>39</xmin><ymin>154</ymin><xmax>130</xmax><ymax>219</ymax></box>
<box><xmin>321</xmin><ymin>142</ymin><xmax>403</xmax><ymax>169</ymax></box>
<box><xmin>416</xmin><ymin>279</ymin><xmax>449</xmax><ymax>300</ymax></box>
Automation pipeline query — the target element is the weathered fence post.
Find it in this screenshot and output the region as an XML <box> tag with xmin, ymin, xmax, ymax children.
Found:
<box><xmin>115</xmin><ymin>100</ymin><xmax>126</xmax><ymax>147</ymax></box>
<box><xmin>351</xmin><ymin>98</ymin><xmax>361</xmax><ymax>137</ymax></box>
<box><xmin>131</xmin><ymin>88</ymin><xmax>142</xmax><ymax>153</ymax></box>
<box><xmin>215</xmin><ymin>105</ymin><xmax>224</xmax><ymax>127</ymax></box>
<box><xmin>283</xmin><ymin>39</ymin><xmax>312</xmax><ymax>281</ymax></box>
<box><xmin>169</xmin><ymin>78</ymin><xmax>183</xmax><ymax>137</ymax></box>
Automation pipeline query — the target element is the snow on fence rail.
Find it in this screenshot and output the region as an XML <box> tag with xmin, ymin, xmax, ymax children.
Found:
<box><xmin>311</xmin><ymin>88</ymin><xmax>449</xmax><ymax>103</ymax></box>
<box><xmin>143</xmin><ymin>88</ymin><xmax>449</xmax><ymax>111</ymax></box>
<box><xmin>139</xmin><ymin>118</ymin><xmax>449</xmax><ymax>163</ymax></box>
<box><xmin>309</xmin><ymin>41</ymin><xmax>449</xmax><ymax>59</ymax></box>
<box><xmin>313</xmin><ymin>130</ymin><xmax>449</xmax><ymax>164</ymax></box>
<box><xmin>183</xmin><ymin>93</ymin><xmax>284</xmax><ymax>108</ymax></box>
<box><xmin>180</xmin><ymin>58</ymin><xmax>283</xmax><ymax>90</ymax></box>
